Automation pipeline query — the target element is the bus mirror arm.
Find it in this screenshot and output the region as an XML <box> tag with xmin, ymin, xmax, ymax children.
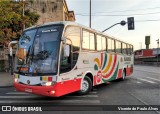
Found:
<box><xmin>8</xmin><ymin>40</ymin><xmax>18</xmax><ymax>75</ymax></box>
<box><xmin>64</xmin><ymin>45</ymin><xmax>70</xmax><ymax>57</ymax></box>
<box><xmin>62</xmin><ymin>38</ymin><xmax>66</xmax><ymax>44</ymax></box>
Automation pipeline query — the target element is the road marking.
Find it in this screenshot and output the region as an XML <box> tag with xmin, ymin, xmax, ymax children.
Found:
<box><xmin>90</xmin><ymin>91</ymin><xmax>97</xmax><ymax>94</ymax></box>
<box><xmin>92</xmin><ymin>88</ymin><xmax>97</xmax><ymax>91</ymax></box>
<box><xmin>6</xmin><ymin>92</ymin><xmax>30</xmax><ymax>95</ymax></box>
<box><xmin>137</xmin><ymin>78</ymin><xmax>156</xmax><ymax>84</ymax></box>
<box><xmin>66</xmin><ymin>95</ymin><xmax>98</xmax><ymax>98</ymax></box>
<box><xmin>128</xmin><ymin>92</ymin><xmax>148</xmax><ymax>105</ymax></box>
<box><xmin>0</xmin><ymin>100</ymin><xmax>100</xmax><ymax>104</ymax></box>
<box><xmin>134</xmin><ymin>69</ymin><xmax>160</xmax><ymax>74</ymax></box>
<box><xmin>0</xmin><ymin>94</ymin><xmax>98</xmax><ymax>98</ymax></box>
<box><xmin>136</xmin><ymin>81</ymin><xmax>142</xmax><ymax>84</ymax></box>
<box><xmin>145</xmin><ymin>77</ymin><xmax>160</xmax><ymax>82</ymax></box>
<box><xmin>128</xmin><ymin>92</ymin><xmax>160</xmax><ymax>114</ymax></box>
<box><xmin>7</xmin><ymin>91</ymin><xmax>97</xmax><ymax>95</ymax></box>
<box><xmin>0</xmin><ymin>96</ymin><xmax>38</xmax><ymax>98</ymax></box>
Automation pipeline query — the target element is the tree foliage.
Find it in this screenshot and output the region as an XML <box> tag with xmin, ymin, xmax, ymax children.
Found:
<box><xmin>0</xmin><ymin>0</ymin><xmax>39</xmax><ymax>48</ymax></box>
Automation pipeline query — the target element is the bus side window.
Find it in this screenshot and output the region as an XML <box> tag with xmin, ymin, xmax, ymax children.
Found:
<box><xmin>108</xmin><ymin>38</ymin><xmax>115</xmax><ymax>52</ymax></box>
<box><xmin>90</xmin><ymin>33</ymin><xmax>95</xmax><ymax>50</ymax></box>
<box><xmin>97</xmin><ymin>35</ymin><xmax>102</xmax><ymax>51</ymax></box>
<box><xmin>60</xmin><ymin>44</ymin><xmax>71</xmax><ymax>73</ymax></box>
<box><xmin>60</xmin><ymin>26</ymin><xmax>80</xmax><ymax>74</ymax></box>
<box><xmin>102</xmin><ymin>36</ymin><xmax>106</xmax><ymax>51</ymax></box>
<box><xmin>122</xmin><ymin>43</ymin><xmax>127</xmax><ymax>54</ymax></box>
<box><xmin>82</xmin><ymin>30</ymin><xmax>96</xmax><ymax>51</ymax></box>
<box><xmin>116</xmin><ymin>41</ymin><xmax>122</xmax><ymax>53</ymax></box>
<box><xmin>131</xmin><ymin>45</ymin><xmax>134</xmax><ymax>53</ymax></box>
<box><xmin>127</xmin><ymin>44</ymin><xmax>130</xmax><ymax>55</ymax></box>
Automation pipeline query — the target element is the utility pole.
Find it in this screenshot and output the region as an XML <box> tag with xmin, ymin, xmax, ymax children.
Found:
<box><xmin>156</xmin><ymin>39</ymin><xmax>159</xmax><ymax>66</ymax></box>
<box><xmin>89</xmin><ymin>0</ymin><xmax>91</xmax><ymax>28</ymax></box>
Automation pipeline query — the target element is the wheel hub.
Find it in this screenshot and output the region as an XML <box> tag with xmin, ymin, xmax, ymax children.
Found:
<box><xmin>82</xmin><ymin>80</ymin><xmax>89</xmax><ymax>92</ymax></box>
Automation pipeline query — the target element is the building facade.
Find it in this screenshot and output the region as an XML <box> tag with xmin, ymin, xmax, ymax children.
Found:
<box><xmin>134</xmin><ymin>48</ymin><xmax>160</xmax><ymax>65</ymax></box>
<box><xmin>27</xmin><ymin>0</ymin><xmax>75</xmax><ymax>25</ymax></box>
<box><xmin>0</xmin><ymin>0</ymin><xmax>75</xmax><ymax>71</ymax></box>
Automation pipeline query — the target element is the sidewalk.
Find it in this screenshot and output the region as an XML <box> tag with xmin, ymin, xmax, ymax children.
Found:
<box><xmin>0</xmin><ymin>72</ymin><xmax>13</xmax><ymax>87</ymax></box>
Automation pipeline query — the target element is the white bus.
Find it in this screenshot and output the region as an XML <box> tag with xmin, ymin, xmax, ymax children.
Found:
<box><xmin>14</xmin><ymin>21</ymin><xmax>134</xmax><ymax>97</ymax></box>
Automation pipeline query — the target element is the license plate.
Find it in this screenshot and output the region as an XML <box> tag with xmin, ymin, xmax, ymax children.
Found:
<box><xmin>25</xmin><ymin>88</ymin><xmax>32</xmax><ymax>93</ymax></box>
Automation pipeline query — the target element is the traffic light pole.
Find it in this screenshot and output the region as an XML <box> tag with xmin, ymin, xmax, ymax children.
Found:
<box><xmin>102</xmin><ymin>17</ymin><xmax>134</xmax><ymax>32</ymax></box>
<box><xmin>102</xmin><ymin>23</ymin><xmax>121</xmax><ymax>32</ymax></box>
<box><xmin>102</xmin><ymin>21</ymin><xmax>126</xmax><ymax>32</ymax></box>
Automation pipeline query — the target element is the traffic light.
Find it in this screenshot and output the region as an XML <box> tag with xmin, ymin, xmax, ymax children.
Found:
<box><xmin>127</xmin><ymin>17</ymin><xmax>135</xmax><ymax>30</ymax></box>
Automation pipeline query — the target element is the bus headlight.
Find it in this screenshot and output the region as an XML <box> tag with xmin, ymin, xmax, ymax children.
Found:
<box><xmin>14</xmin><ymin>78</ymin><xmax>18</xmax><ymax>83</ymax></box>
<box><xmin>41</xmin><ymin>81</ymin><xmax>55</xmax><ymax>86</ymax></box>
<box><xmin>45</xmin><ymin>82</ymin><xmax>52</xmax><ymax>86</ymax></box>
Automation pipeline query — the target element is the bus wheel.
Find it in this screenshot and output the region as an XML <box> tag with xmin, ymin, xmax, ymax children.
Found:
<box><xmin>121</xmin><ymin>70</ymin><xmax>126</xmax><ymax>81</ymax></box>
<box><xmin>78</xmin><ymin>76</ymin><xmax>92</xmax><ymax>95</ymax></box>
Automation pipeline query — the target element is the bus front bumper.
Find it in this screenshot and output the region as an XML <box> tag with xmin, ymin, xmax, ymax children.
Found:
<box><xmin>14</xmin><ymin>82</ymin><xmax>58</xmax><ymax>97</ymax></box>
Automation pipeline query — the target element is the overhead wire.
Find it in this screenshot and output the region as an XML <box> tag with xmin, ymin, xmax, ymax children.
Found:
<box><xmin>75</xmin><ymin>6</ymin><xmax>160</xmax><ymax>15</ymax></box>
<box><xmin>76</xmin><ymin>11</ymin><xmax>160</xmax><ymax>16</ymax></box>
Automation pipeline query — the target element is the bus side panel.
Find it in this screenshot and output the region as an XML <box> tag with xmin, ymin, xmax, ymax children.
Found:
<box><xmin>126</xmin><ymin>66</ymin><xmax>133</xmax><ymax>76</ymax></box>
<box><xmin>117</xmin><ymin>69</ymin><xmax>123</xmax><ymax>79</ymax></box>
<box><xmin>93</xmin><ymin>53</ymin><xmax>123</xmax><ymax>85</ymax></box>
<box><xmin>54</xmin><ymin>78</ymin><xmax>81</xmax><ymax>97</ymax></box>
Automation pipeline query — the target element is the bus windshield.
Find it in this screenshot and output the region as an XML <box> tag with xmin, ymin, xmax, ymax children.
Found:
<box><xmin>15</xmin><ymin>25</ymin><xmax>64</xmax><ymax>75</ymax></box>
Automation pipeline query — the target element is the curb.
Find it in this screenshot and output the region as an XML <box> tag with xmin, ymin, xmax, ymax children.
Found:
<box><xmin>0</xmin><ymin>84</ymin><xmax>13</xmax><ymax>88</ymax></box>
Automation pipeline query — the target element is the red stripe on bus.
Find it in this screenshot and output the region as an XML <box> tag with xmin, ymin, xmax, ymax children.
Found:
<box><xmin>101</xmin><ymin>53</ymin><xmax>103</xmax><ymax>68</ymax></box>
<box><xmin>103</xmin><ymin>54</ymin><xmax>117</xmax><ymax>78</ymax></box>
<box><xmin>117</xmin><ymin>69</ymin><xmax>122</xmax><ymax>79</ymax></box>
<box><xmin>94</xmin><ymin>75</ymin><xmax>97</xmax><ymax>86</ymax></box>
<box><xmin>126</xmin><ymin>67</ymin><xmax>133</xmax><ymax>76</ymax></box>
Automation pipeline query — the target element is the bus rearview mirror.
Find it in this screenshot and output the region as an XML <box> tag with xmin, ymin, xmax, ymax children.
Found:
<box><xmin>64</xmin><ymin>45</ymin><xmax>70</xmax><ymax>57</ymax></box>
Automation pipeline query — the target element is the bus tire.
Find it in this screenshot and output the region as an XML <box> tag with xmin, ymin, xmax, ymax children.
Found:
<box><xmin>78</xmin><ymin>76</ymin><xmax>92</xmax><ymax>95</ymax></box>
<box><xmin>121</xmin><ymin>70</ymin><xmax>126</xmax><ymax>81</ymax></box>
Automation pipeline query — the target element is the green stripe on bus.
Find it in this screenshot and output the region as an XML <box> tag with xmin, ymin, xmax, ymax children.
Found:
<box><xmin>40</xmin><ymin>77</ymin><xmax>42</xmax><ymax>81</ymax></box>
<box><xmin>102</xmin><ymin>54</ymin><xmax>107</xmax><ymax>70</ymax></box>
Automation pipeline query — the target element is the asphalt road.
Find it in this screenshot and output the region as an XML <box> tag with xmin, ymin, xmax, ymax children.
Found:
<box><xmin>0</xmin><ymin>65</ymin><xmax>160</xmax><ymax>114</ymax></box>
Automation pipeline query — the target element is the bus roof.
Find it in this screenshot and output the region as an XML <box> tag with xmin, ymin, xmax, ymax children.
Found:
<box><xmin>24</xmin><ymin>21</ymin><xmax>133</xmax><ymax>46</ymax></box>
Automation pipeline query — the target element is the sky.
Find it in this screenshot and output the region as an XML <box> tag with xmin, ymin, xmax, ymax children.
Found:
<box><xmin>66</xmin><ymin>0</ymin><xmax>160</xmax><ymax>50</ymax></box>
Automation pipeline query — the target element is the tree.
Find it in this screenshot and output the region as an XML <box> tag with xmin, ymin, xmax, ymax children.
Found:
<box><xmin>0</xmin><ymin>0</ymin><xmax>40</xmax><ymax>48</ymax></box>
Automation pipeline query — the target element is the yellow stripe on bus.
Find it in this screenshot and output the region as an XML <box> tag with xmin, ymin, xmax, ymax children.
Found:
<box><xmin>102</xmin><ymin>54</ymin><xmax>112</xmax><ymax>74</ymax></box>
<box><xmin>94</xmin><ymin>58</ymin><xmax>101</xmax><ymax>68</ymax></box>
